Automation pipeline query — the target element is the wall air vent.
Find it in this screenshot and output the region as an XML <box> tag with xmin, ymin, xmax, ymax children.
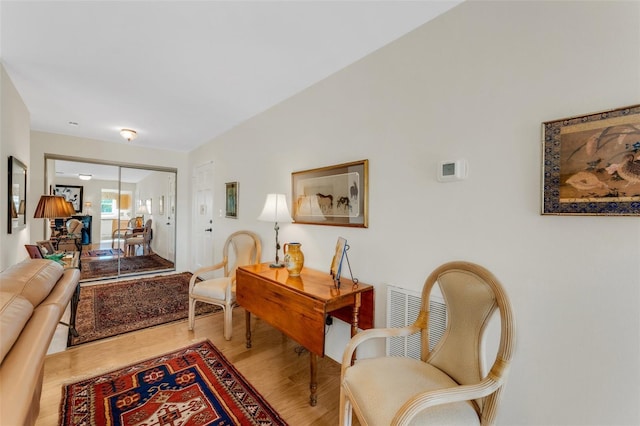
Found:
<box><xmin>386</xmin><ymin>285</ymin><xmax>447</xmax><ymax>359</ymax></box>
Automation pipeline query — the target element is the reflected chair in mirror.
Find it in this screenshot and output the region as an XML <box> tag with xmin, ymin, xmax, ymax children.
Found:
<box><xmin>57</xmin><ymin>218</ymin><xmax>83</xmax><ymax>252</ymax></box>
<box><xmin>112</xmin><ymin>218</ymin><xmax>137</xmax><ymax>249</ymax></box>
<box><xmin>25</xmin><ymin>245</ymin><xmax>44</xmax><ymax>259</ymax></box>
<box><xmin>188</xmin><ymin>230</ymin><xmax>261</xmax><ymax>340</ymax></box>
<box><xmin>124</xmin><ymin>219</ymin><xmax>152</xmax><ymax>256</ymax></box>
<box><xmin>339</xmin><ymin>261</ymin><xmax>516</xmax><ymax>426</ymax></box>
<box><xmin>112</xmin><ymin>227</ymin><xmax>132</xmax><ymax>250</ymax></box>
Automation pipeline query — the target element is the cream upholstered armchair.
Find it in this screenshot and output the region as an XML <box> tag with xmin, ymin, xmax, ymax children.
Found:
<box><xmin>340</xmin><ymin>261</ymin><xmax>516</xmax><ymax>426</ymax></box>
<box><xmin>57</xmin><ymin>218</ymin><xmax>83</xmax><ymax>251</ymax></box>
<box><xmin>188</xmin><ymin>230</ymin><xmax>261</xmax><ymax>340</ymax></box>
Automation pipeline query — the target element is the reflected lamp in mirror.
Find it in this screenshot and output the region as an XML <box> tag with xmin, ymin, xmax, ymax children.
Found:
<box><xmin>257</xmin><ymin>193</ymin><xmax>293</xmax><ymax>268</ymax></box>
<box><xmin>136</xmin><ymin>203</ymin><xmax>149</xmax><ymax>227</ymax></box>
<box><xmin>7</xmin><ymin>156</ymin><xmax>27</xmax><ymax>233</ymax></box>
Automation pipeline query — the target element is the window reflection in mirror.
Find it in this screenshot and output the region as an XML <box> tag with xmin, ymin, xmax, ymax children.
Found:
<box><xmin>8</xmin><ymin>156</ymin><xmax>27</xmax><ymax>233</ymax></box>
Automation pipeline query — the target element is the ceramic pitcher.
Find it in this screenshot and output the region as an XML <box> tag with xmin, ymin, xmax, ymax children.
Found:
<box><xmin>283</xmin><ymin>242</ymin><xmax>304</xmax><ymax>276</ymax></box>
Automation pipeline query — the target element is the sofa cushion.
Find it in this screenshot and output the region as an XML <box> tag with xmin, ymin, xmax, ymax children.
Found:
<box><xmin>0</xmin><ymin>292</ymin><xmax>34</xmax><ymax>363</ymax></box>
<box><xmin>0</xmin><ymin>259</ymin><xmax>63</xmax><ymax>306</ymax></box>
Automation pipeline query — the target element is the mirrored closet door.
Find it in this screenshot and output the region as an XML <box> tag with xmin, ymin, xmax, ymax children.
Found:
<box><xmin>45</xmin><ymin>156</ymin><xmax>177</xmax><ymax>281</ymax></box>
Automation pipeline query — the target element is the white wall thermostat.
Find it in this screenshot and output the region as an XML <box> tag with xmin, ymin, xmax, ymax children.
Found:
<box><xmin>437</xmin><ymin>159</ymin><xmax>468</xmax><ymax>182</ymax></box>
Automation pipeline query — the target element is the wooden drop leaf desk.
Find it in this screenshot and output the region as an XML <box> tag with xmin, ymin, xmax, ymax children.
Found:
<box><xmin>236</xmin><ymin>263</ymin><xmax>374</xmax><ymax>406</ymax></box>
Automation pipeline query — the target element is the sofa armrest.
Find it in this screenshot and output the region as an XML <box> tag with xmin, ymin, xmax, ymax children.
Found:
<box><xmin>0</xmin><ymin>304</ymin><xmax>61</xmax><ymax>426</ymax></box>
<box><xmin>40</xmin><ymin>269</ymin><xmax>80</xmax><ymax>312</ymax></box>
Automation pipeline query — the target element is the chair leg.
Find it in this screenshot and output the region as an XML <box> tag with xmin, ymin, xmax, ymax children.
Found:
<box><xmin>188</xmin><ymin>298</ymin><xmax>196</xmax><ymax>330</ymax></box>
<box><xmin>339</xmin><ymin>390</ymin><xmax>352</xmax><ymax>426</ymax></box>
<box><xmin>223</xmin><ymin>304</ymin><xmax>233</xmax><ymax>340</ymax></box>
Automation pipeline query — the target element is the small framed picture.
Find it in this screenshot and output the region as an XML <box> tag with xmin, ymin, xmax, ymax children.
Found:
<box><xmin>330</xmin><ymin>237</ymin><xmax>348</xmax><ymax>283</ymax></box>
<box><xmin>225</xmin><ymin>182</ymin><xmax>238</xmax><ymax>218</ymax></box>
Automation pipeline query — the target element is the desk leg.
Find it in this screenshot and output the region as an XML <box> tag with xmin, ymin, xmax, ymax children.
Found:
<box><xmin>309</xmin><ymin>353</ymin><xmax>318</xmax><ymax>406</ymax></box>
<box><xmin>351</xmin><ymin>293</ymin><xmax>362</xmax><ymax>337</ymax></box>
<box><xmin>245</xmin><ymin>310</ymin><xmax>252</xmax><ymax>349</ymax></box>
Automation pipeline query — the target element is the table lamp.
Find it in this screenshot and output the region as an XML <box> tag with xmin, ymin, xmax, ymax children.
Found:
<box><xmin>64</xmin><ymin>201</ymin><xmax>76</xmax><ymax>217</ymax></box>
<box><xmin>136</xmin><ymin>203</ymin><xmax>149</xmax><ymax>227</ymax></box>
<box><xmin>33</xmin><ymin>195</ymin><xmax>72</xmax><ymax>219</ymax></box>
<box><xmin>258</xmin><ymin>193</ymin><xmax>293</xmax><ymax>268</ymax></box>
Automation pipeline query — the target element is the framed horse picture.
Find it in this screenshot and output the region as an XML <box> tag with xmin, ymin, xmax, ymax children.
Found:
<box><xmin>291</xmin><ymin>160</ymin><xmax>368</xmax><ymax>227</ymax></box>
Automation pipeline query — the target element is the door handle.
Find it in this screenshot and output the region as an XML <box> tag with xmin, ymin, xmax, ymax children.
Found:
<box><xmin>205</xmin><ymin>228</ymin><xmax>212</xmax><ymax>232</ymax></box>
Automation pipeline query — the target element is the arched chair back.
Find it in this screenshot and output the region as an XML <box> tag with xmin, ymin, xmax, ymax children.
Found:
<box><xmin>188</xmin><ymin>230</ymin><xmax>261</xmax><ymax>340</ymax></box>
<box><xmin>340</xmin><ymin>261</ymin><xmax>516</xmax><ymax>426</ymax></box>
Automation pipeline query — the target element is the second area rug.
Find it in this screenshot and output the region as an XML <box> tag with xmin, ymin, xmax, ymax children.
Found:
<box><xmin>70</xmin><ymin>272</ymin><xmax>220</xmax><ymax>346</ymax></box>
<box><xmin>80</xmin><ymin>253</ymin><xmax>175</xmax><ymax>281</ymax></box>
<box><xmin>60</xmin><ymin>340</ymin><xmax>288</xmax><ymax>425</ymax></box>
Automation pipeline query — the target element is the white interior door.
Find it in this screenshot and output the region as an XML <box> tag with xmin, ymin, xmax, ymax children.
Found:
<box><xmin>192</xmin><ymin>162</ymin><xmax>214</xmax><ymax>270</ymax></box>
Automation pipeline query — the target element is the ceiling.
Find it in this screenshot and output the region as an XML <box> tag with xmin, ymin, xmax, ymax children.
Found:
<box><xmin>1</xmin><ymin>1</ymin><xmax>461</xmax><ymax>153</ymax></box>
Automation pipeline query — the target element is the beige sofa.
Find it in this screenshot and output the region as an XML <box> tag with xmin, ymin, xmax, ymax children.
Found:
<box><xmin>0</xmin><ymin>259</ymin><xmax>80</xmax><ymax>425</ymax></box>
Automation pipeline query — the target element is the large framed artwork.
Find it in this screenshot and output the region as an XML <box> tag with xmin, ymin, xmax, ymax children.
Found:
<box><xmin>542</xmin><ymin>104</ymin><xmax>640</xmax><ymax>216</ymax></box>
<box><xmin>54</xmin><ymin>185</ymin><xmax>83</xmax><ymax>212</ymax></box>
<box><xmin>292</xmin><ymin>159</ymin><xmax>368</xmax><ymax>227</ymax></box>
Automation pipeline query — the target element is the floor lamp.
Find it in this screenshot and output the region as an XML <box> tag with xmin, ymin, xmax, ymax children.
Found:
<box><xmin>258</xmin><ymin>193</ymin><xmax>293</xmax><ymax>268</ymax></box>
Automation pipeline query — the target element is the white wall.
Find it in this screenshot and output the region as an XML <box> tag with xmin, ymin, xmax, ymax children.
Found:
<box><xmin>136</xmin><ymin>170</ymin><xmax>175</xmax><ymax>260</ymax></box>
<box><xmin>30</xmin><ymin>132</ymin><xmax>189</xmax><ymax>271</ymax></box>
<box><xmin>0</xmin><ymin>64</ymin><xmax>31</xmax><ymax>270</ymax></box>
<box><xmin>188</xmin><ymin>1</ymin><xmax>640</xmax><ymax>424</ymax></box>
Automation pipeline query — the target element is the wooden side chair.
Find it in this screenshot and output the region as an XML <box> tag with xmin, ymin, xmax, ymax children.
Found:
<box><xmin>188</xmin><ymin>230</ymin><xmax>261</xmax><ymax>340</ymax></box>
<box><xmin>124</xmin><ymin>219</ymin><xmax>152</xmax><ymax>256</ymax></box>
<box><xmin>339</xmin><ymin>261</ymin><xmax>516</xmax><ymax>426</ymax></box>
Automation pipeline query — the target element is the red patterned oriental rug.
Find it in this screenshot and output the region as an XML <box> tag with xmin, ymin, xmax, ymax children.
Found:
<box><xmin>60</xmin><ymin>340</ymin><xmax>288</xmax><ymax>426</ymax></box>
<box><xmin>70</xmin><ymin>272</ymin><xmax>219</xmax><ymax>346</ymax></box>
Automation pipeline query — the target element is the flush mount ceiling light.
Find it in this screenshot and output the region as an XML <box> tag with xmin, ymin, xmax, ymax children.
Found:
<box><xmin>78</xmin><ymin>173</ymin><xmax>92</xmax><ymax>181</ymax></box>
<box><xmin>120</xmin><ymin>128</ymin><xmax>137</xmax><ymax>142</ymax></box>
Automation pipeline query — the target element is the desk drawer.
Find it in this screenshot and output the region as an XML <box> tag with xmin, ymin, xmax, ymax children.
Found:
<box><xmin>237</xmin><ymin>269</ymin><xmax>326</xmax><ymax>356</ymax></box>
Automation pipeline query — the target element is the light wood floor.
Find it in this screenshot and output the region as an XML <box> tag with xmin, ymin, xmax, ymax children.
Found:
<box><xmin>37</xmin><ymin>307</ymin><xmax>349</xmax><ymax>426</ymax></box>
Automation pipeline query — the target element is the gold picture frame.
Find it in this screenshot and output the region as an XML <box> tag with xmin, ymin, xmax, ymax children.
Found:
<box><xmin>292</xmin><ymin>160</ymin><xmax>368</xmax><ymax>227</ymax></box>
<box><xmin>542</xmin><ymin>104</ymin><xmax>640</xmax><ymax>216</ymax></box>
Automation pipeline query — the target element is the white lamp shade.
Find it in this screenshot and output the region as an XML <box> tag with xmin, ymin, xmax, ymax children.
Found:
<box><xmin>258</xmin><ymin>194</ymin><xmax>293</xmax><ymax>223</ymax></box>
<box><xmin>136</xmin><ymin>204</ymin><xmax>149</xmax><ymax>215</ymax></box>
